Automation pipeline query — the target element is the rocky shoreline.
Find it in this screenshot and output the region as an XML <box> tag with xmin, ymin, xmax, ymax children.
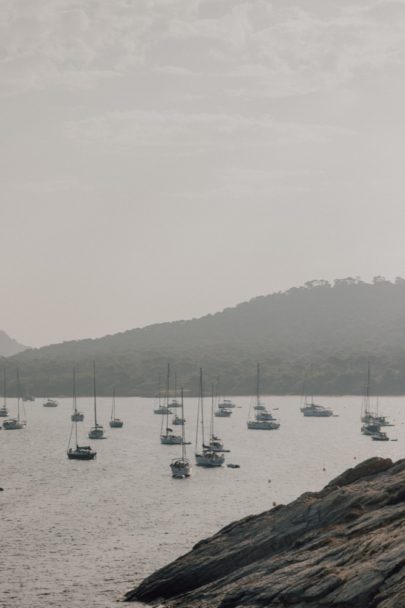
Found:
<box><xmin>126</xmin><ymin>457</ymin><xmax>405</xmax><ymax>607</ymax></box>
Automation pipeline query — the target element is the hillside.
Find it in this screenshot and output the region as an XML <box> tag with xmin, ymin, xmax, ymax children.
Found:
<box><xmin>0</xmin><ymin>330</ymin><xmax>27</xmax><ymax>357</ymax></box>
<box><xmin>4</xmin><ymin>277</ymin><xmax>405</xmax><ymax>396</ymax></box>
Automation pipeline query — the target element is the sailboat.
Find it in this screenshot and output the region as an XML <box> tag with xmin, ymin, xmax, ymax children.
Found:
<box><xmin>195</xmin><ymin>370</ymin><xmax>225</xmax><ymax>467</ymax></box>
<box><xmin>300</xmin><ymin>368</ymin><xmax>333</xmax><ymax>417</ymax></box>
<box><xmin>205</xmin><ymin>385</ymin><xmax>230</xmax><ymax>452</ymax></box>
<box><xmin>88</xmin><ymin>362</ymin><xmax>106</xmax><ymax>439</ymax></box>
<box><xmin>360</xmin><ymin>366</ymin><xmax>391</xmax><ymax>438</ymax></box>
<box><xmin>109</xmin><ymin>387</ymin><xmax>123</xmax><ymax>428</ymax></box>
<box><xmin>43</xmin><ymin>398</ymin><xmax>58</xmax><ymax>407</ymax></box>
<box><xmin>160</xmin><ymin>364</ymin><xmax>182</xmax><ymax>444</ymax></box>
<box><xmin>3</xmin><ymin>369</ymin><xmax>26</xmax><ymax>430</ymax></box>
<box><xmin>218</xmin><ymin>398</ymin><xmax>236</xmax><ymax>409</ymax></box>
<box><xmin>170</xmin><ymin>389</ymin><xmax>191</xmax><ymax>478</ymax></box>
<box><xmin>71</xmin><ymin>369</ymin><xmax>84</xmax><ymax>421</ymax></box>
<box><xmin>247</xmin><ymin>364</ymin><xmax>280</xmax><ymax>430</ymax></box>
<box><xmin>169</xmin><ymin>371</ymin><xmax>181</xmax><ymax>408</ymax></box>
<box><xmin>0</xmin><ymin>369</ymin><xmax>9</xmax><ymax>417</ymax></box>
<box><xmin>68</xmin><ymin>369</ymin><xmax>96</xmax><ymax>460</ymax></box>
<box><xmin>154</xmin><ymin>373</ymin><xmax>172</xmax><ymax>415</ymax></box>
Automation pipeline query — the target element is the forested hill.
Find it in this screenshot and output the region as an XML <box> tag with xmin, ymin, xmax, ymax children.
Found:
<box><xmin>5</xmin><ymin>277</ymin><xmax>405</xmax><ymax>396</ymax></box>
<box><xmin>0</xmin><ymin>331</ymin><xmax>27</xmax><ymax>357</ymax></box>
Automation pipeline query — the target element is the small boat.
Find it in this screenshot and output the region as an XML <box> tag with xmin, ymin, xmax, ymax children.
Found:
<box><xmin>371</xmin><ymin>431</ymin><xmax>389</xmax><ymax>441</ymax></box>
<box><xmin>23</xmin><ymin>395</ymin><xmax>35</xmax><ymax>402</ymax></box>
<box><xmin>247</xmin><ymin>364</ymin><xmax>280</xmax><ymax>431</ymax></box>
<box><xmin>109</xmin><ymin>387</ymin><xmax>123</xmax><ymax>428</ymax></box>
<box><xmin>214</xmin><ymin>408</ymin><xmax>232</xmax><ymax>417</ymax></box>
<box><xmin>195</xmin><ymin>371</ymin><xmax>225</xmax><ymax>467</ymax></box>
<box><xmin>3</xmin><ymin>370</ymin><xmax>26</xmax><ymax>430</ymax></box>
<box><xmin>71</xmin><ymin>411</ymin><xmax>84</xmax><ymax>422</ymax></box>
<box><xmin>0</xmin><ymin>369</ymin><xmax>9</xmax><ymax>417</ymax></box>
<box><xmin>160</xmin><ymin>364</ymin><xmax>182</xmax><ymax>444</ymax></box>
<box><xmin>170</xmin><ymin>389</ymin><xmax>191</xmax><ymax>478</ymax></box>
<box><xmin>88</xmin><ymin>362</ymin><xmax>106</xmax><ymax>439</ymax></box>
<box><xmin>227</xmin><ymin>463</ymin><xmax>240</xmax><ymax>469</ymax></box>
<box><xmin>43</xmin><ymin>398</ymin><xmax>58</xmax><ymax>408</ymax></box>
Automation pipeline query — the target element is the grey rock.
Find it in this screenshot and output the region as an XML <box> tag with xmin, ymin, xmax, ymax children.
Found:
<box><xmin>126</xmin><ymin>457</ymin><xmax>405</xmax><ymax>607</ymax></box>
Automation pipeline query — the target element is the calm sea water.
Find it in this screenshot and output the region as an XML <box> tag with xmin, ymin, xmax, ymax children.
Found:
<box><xmin>0</xmin><ymin>395</ymin><xmax>404</xmax><ymax>608</ymax></box>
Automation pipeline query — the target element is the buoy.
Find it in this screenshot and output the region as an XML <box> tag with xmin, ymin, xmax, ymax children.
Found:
<box><xmin>272</xmin><ymin>501</ymin><xmax>277</xmax><ymax>507</ymax></box>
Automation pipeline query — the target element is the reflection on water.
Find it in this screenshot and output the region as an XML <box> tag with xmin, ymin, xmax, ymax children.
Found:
<box><xmin>0</xmin><ymin>395</ymin><xmax>403</xmax><ymax>607</ymax></box>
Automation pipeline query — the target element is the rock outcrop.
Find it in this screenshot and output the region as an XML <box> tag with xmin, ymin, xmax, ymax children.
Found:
<box><xmin>126</xmin><ymin>457</ymin><xmax>405</xmax><ymax>607</ymax></box>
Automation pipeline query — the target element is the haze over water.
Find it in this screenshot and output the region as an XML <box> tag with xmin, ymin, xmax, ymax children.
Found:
<box><xmin>1</xmin><ymin>395</ymin><xmax>404</xmax><ymax>608</ymax></box>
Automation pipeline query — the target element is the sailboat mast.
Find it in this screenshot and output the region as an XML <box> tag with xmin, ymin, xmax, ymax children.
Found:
<box><xmin>181</xmin><ymin>388</ymin><xmax>185</xmax><ymax>460</ymax></box>
<box><xmin>166</xmin><ymin>363</ymin><xmax>170</xmax><ymax>429</ymax></box>
<box><xmin>210</xmin><ymin>383</ymin><xmax>215</xmax><ymax>440</ymax></box>
<box><xmin>93</xmin><ymin>361</ymin><xmax>97</xmax><ymax>426</ymax></box>
<box><xmin>73</xmin><ymin>368</ymin><xmax>78</xmax><ymax>446</ymax></box>
<box><xmin>3</xmin><ymin>368</ymin><xmax>6</xmax><ymax>408</ymax></box>
<box><xmin>111</xmin><ymin>386</ymin><xmax>116</xmax><ymax>420</ymax></box>
<box><xmin>200</xmin><ymin>368</ymin><xmax>205</xmax><ymax>446</ymax></box>
<box><xmin>256</xmin><ymin>363</ymin><xmax>260</xmax><ymax>407</ymax></box>
<box><xmin>16</xmin><ymin>368</ymin><xmax>20</xmax><ymax>421</ymax></box>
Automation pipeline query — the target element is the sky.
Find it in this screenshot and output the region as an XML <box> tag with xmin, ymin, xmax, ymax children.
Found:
<box><xmin>2</xmin><ymin>0</ymin><xmax>405</xmax><ymax>347</ymax></box>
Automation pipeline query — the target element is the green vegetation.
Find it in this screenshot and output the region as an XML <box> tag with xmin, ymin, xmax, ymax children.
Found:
<box><xmin>4</xmin><ymin>277</ymin><xmax>405</xmax><ymax>396</ymax></box>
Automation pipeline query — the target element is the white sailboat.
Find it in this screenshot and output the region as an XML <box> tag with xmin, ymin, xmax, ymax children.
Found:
<box><xmin>170</xmin><ymin>389</ymin><xmax>191</xmax><ymax>478</ymax></box>
<box><xmin>88</xmin><ymin>362</ymin><xmax>106</xmax><ymax>439</ymax></box>
<box><xmin>300</xmin><ymin>368</ymin><xmax>333</xmax><ymax>417</ymax></box>
<box><xmin>0</xmin><ymin>369</ymin><xmax>9</xmax><ymax>417</ymax></box>
<box><xmin>68</xmin><ymin>369</ymin><xmax>96</xmax><ymax>460</ymax></box>
<box><xmin>247</xmin><ymin>364</ymin><xmax>280</xmax><ymax>430</ymax></box>
<box><xmin>195</xmin><ymin>370</ymin><xmax>225</xmax><ymax>467</ymax></box>
<box><xmin>3</xmin><ymin>369</ymin><xmax>26</xmax><ymax>430</ymax></box>
<box><xmin>109</xmin><ymin>387</ymin><xmax>124</xmax><ymax>428</ymax></box>
<box><xmin>160</xmin><ymin>363</ymin><xmax>182</xmax><ymax>444</ymax></box>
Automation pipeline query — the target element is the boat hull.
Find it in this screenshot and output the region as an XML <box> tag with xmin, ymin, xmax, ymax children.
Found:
<box><xmin>161</xmin><ymin>435</ymin><xmax>183</xmax><ymax>445</ymax></box>
<box><xmin>3</xmin><ymin>419</ymin><xmax>25</xmax><ymax>430</ymax></box>
<box><xmin>88</xmin><ymin>426</ymin><xmax>106</xmax><ymax>439</ymax></box>
<box><xmin>71</xmin><ymin>413</ymin><xmax>84</xmax><ymax>422</ymax></box>
<box><xmin>247</xmin><ymin>420</ymin><xmax>280</xmax><ymax>430</ymax></box>
<box><xmin>154</xmin><ymin>407</ymin><xmax>172</xmax><ymax>415</ymax></box>
<box><xmin>195</xmin><ymin>452</ymin><xmax>225</xmax><ymax>467</ymax></box>
<box><xmin>0</xmin><ymin>408</ymin><xmax>9</xmax><ymax>417</ymax></box>
<box><xmin>110</xmin><ymin>419</ymin><xmax>123</xmax><ymax>428</ymax></box>
<box><xmin>67</xmin><ymin>448</ymin><xmax>96</xmax><ymax>460</ymax></box>
<box><xmin>170</xmin><ymin>459</ymin><xmax>191</xmax><ymax>478</ymax></box>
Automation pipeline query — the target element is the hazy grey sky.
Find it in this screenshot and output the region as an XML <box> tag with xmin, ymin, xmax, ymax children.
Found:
<box><xmin>2</xmin><ymin>0</ymin><xmax>405</xmax><ymax>347</ymax></box>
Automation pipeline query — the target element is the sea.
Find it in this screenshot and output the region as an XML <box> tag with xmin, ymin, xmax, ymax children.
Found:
<box><xmin>0</xmin><ymin>395</ymin><xmax>403</xmax><ymax>608</ymax></box>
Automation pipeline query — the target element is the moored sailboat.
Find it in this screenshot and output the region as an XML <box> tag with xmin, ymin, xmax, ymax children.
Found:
<box><xmin>68</xmin><ymin>369</ymin><xmax>96</xmax><ymax>460</ymax></box>
<box><xmin>3</xmin><ymin>369</ymin><xmax>26</xmax><ymax>430</ymax></box>
<box><xmin>109</xmin><ymin>387</ymin><xmax>123</xmax><ymax>428</ymax></box>
<box><xmin>88</xmin><ymin>362</ymin><xmax>106</xmax><ymax>439</ymax></box>
<box><xmin>161</xmin><ymin>364</ymin><xmax>182</xmax><ymax>444</ymax></box>
<box><xmin>71</xmin><ymin>368</ymin><xmax>84</xmax><ymax>421</ymax></box>
<box><xmin>195</xmin><ymin>370</ymin><xmax>225</xmax><ymax>467</ymax></box>
<box><xmin>0</xmin><ymin>369</ymin><xmax>9</xmax><ymax>417</ymax></box>
<box><xmin>247</xmin><ymin>364</ymin><xmax>280</xmax><ymax>430</ymax></box>
<box><xmin>170</xmin><ymin>389</ymin><xmax>191</xmax><ymax>478</ymax></box>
